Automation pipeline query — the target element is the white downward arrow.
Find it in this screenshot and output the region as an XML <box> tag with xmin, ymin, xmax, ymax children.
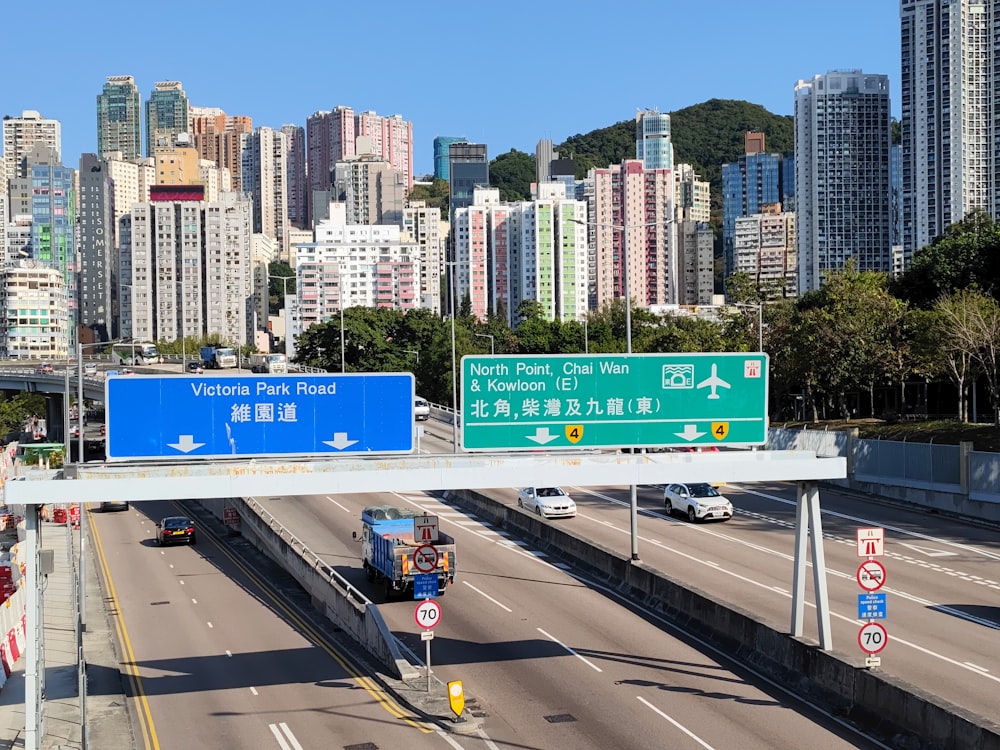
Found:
<box><xmin>675</xmin><ymin>425</ymin><xmax>706</xmax><ymax>442</ymax></box>
<box><xmin>323</xmin><ymin>432</ymin><xmax>359</xmax><ymax>450</ymax></box>
<box><xmin>526</xmin><ymin>427</ymin><xmax>558</xmax><ymax>445</ymax></box>
<box><xmin>167</xmin><ymin>435</ymin><xmax>205</xmax><ymax>453</ymax></box>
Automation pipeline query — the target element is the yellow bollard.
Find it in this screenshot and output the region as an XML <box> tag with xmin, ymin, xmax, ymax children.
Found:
<box><xmin>447</xmin><ymin>680</ymin><xmax>465</xmax><ymax>721</ymax></box>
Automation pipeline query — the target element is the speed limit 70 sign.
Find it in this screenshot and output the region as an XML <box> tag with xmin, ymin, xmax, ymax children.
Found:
<box><xmin>858</xmin><ymin>622</ymin><xmax>887</xmax><ymax>654</ymax></box>
<box><xmin>415</xmin><ymin>599</ymin><xmax>441</xmax><ymax>630</ymax></box>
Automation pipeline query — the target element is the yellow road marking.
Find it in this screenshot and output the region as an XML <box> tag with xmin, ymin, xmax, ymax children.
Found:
<box><xmin>89</xmin><ymin>503</ymin><xmax>433</xmax><ymax>741</ymax></box>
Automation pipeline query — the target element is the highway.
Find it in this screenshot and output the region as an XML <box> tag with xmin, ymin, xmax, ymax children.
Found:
<box><xmin>416</xmin><ymin>421</ymin><xmax>1000</xmax><ymax>723</ymax></box>
<box><xmin>89</xmin><ymin>500</ymin><xmax>476</xmax><ymax>749</ymax></box>
<box><xmin>251</xmin><ymin>489</ymin><xmax>882</xmax><ymax>749</ymax></box>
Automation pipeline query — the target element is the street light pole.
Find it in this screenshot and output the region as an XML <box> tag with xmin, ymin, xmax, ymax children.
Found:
<box><xmin>447</xmin><ymin>261</ymin><xmax>458</xmax><ymax>453</ymax></box>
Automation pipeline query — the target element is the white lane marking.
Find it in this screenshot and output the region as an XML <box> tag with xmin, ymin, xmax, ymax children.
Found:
<box><xmin>537</xmin><ymin>628</ymin><xmax>602</xmax><ymax>672</ymax></box>
<box><xmin>179</xmin><ymin>580</ymin><xmax>184</xmax><ymax>585</ymax></box>
<box><xmin>324</xmin><ymin>496</ymin><xmax>351</xmax><ymax>513</ymax></box>
<box><xmin>586</xmin><ymin>489</ymin><xmax>1000</xmax><ymax>630</ymax></box>
<box><xmin>638</xmin><ymin>696</ymin><xmax>716</xmax><ymax>749</ymax></box>
<box><xmin>191</xmin><ymin>599</ymin><xmax>197</xmax><ymax>604</ymax></box>
<box><xmin>581</xmin><ymin>495</ymin><xmax>1000</xmax><ymax>683</ymax></box>
<box><xmin>207</xmin><ymin>622</ymin><xmax>213</xmax><ymax>629</ymax></box>
<box><xmin>462</xmin><ymin>581</ymin><xmax>512</xmax><ymax>612</ymax></box>
<box><xmin>735</xmin><ymin>484</ymin><xmax>1000</xmax><ymax>562</ymax></box>
<box><xmin>268</xmin><ymin>722</ymin><xmax>304</xmax><ymax>750</ymax></box>
<box><xmin>898</xmin><ymin>542</ymin><xmax>958</xmax><ymax>558</ymax></box>
<box><xmin>250</xmin><ymin>686</ymin><xmax>258</xmax><ymax>695</ymax></box>
<box><xmin>964</xmin><ymin>662</ymin><xmax>990</xmax><ymax>672</ymax></box>
<box><xmin>225</xmin><ymin>650</ymin><xmax>232</xmax><ymax>658</ymax></box>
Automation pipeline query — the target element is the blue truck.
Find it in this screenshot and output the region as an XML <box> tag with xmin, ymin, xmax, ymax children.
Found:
<box><xmin>359</xmin><ymin>505</ymin><xmax>456</xmax><ymax>599</ymax></box>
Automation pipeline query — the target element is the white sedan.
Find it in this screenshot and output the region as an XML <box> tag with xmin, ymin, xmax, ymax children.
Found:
<box><xmin>517</xmin><ymin>487</ymin><xmax>577</xmax><ymax>518</ymax></box>
<box><xmin>663</xmin><ymin>482</ymin><xmax>733</xmax><ymax>523</ymax></box>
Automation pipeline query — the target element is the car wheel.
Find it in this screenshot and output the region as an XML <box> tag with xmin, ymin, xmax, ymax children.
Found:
<box><xmin>364</xmin><ymin>562</ymin><xmax>376</xmax><ymax>583</ymax></box>
<box><xmin>687</xmin><ymin>506</ymin><xmax>697</xmax><ymax>523</ymax></box>
<box><xmin>384</xmin><ymin>577</ymin><xmax>395</xmax><ymax>600</ymax></box>
<box><xmin>535</xmin><ymin>504</ymin><xmax>543</xmax><ymax>517</ymax></box>
<box><xmin>664</xmin><ymin>499</ymin><xmax>673</xmax><ymax>516</ymax></box>
<box><xmin>189</xmin><ymin>534</ymin><xmax>196</xmax><ymax>545</ymax></box>
<box><xmin>517</xmin><ymin>496</ymin><xmax>523</xmax><ymax>508</ymax></box>
<box><xmin>124</xmin><ymin>502</ymin><xmax>129</xmax><ymax>511</ymax></box>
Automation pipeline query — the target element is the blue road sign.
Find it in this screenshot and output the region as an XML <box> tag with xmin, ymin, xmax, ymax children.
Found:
<box><xmin>413</xmin><ymin>573</ymin><xmax>439</xmax><ymax>600</ymax></box>
<box><xmin>858</xmin><ymin>592</ymin><xmax>887</xmax><ymax>620</ymax></box>
<box><xmin>106</xmin><ymin>373</ymin><xmax>413</xmax><ymax>460</ymax></box>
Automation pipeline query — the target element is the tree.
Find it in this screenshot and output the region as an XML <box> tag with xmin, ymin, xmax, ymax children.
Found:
<box><xmin>407</xmin><ymin>178</ymin><xmax>450</xmax><ymax>213</ymax></box>
<box><xmin>935</xmin><ymin>288</ymin><xmax>1000</xmax><ymax>425</ymax></box>
<box><xmin>489</xmin><ymin>150</ymin><xmax>536</xmax><ymax>201</ymax></box>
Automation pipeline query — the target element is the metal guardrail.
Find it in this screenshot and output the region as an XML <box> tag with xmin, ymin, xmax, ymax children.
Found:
<box><xmin>242</xmin><ymin>496</ymin><xmax>369</xmax><ymax>605</ymax></box>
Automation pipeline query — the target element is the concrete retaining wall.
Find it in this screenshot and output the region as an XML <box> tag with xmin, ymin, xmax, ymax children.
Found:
<box><xmin>195</xmin><ymin>497</ymin><xmax>418</xmax><ymax>680</ymax></box>
<box><xmin>445</xmin><ymin>488</ymin><xmax>1000</xmax><ymax>750</ymax></box>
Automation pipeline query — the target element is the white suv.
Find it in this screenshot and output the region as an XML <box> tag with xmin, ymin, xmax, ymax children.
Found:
<box><xmin>663</xmin><ymin>482</ymin><xmax>733</xmax><ymax>523</ymax></box>
<box><xmin>414</xmin><ymin>397</ymin><xmax>430</xmax><ymax>421</ymax></box>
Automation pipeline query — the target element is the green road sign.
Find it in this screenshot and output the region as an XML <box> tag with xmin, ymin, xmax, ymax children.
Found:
<box><xmin>461</xmin><ymin>353</ymin><xmax>768</xmax><ymax>451</ymax></box>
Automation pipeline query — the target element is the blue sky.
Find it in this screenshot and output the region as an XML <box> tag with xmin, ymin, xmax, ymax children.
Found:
<box><xmin>3</xmin><ymin>1</ymin><xmax>901</xmax><ymax>177</ymax></box>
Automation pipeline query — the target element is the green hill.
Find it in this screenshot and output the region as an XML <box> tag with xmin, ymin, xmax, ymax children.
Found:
<box><xmin>553</xmin><ymin>99</ymin><xmax>794</xmax><ymax>210</ymax></box>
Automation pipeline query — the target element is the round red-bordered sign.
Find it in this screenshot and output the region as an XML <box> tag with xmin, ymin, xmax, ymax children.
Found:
<box><xmin>413</xmin><ymin>544</ymin><xmax>439</xmax><ymax>574</ymax></box>
<box><xmin>415</xmin><ymin>599</ymin><xmax>441</xmax><ymax>630</ymax></box>
<box><xmin>858</xmin><ymin>622</ymin><xmax>888</xmax><ymax>654</ymax></box>
<box><xmin>856</xmin><ymin>559</ymin><xmax>886</xmax><ymax>592</ymax></box>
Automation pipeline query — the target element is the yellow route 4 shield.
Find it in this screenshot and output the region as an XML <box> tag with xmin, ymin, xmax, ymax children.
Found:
<box><xmin>565</xmin><ymin>425</ymin><xmax>584</xmax><ymax>443</ymax></box>
<box><xmin>711</xmin><ymin>422</ymin><xmax>730</xmax><ymax>440</ymax></box>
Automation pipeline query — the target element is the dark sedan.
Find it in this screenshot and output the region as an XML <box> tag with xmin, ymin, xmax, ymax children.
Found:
<box><xmin>155</xmin><ymin>516</ymin><xmax>196</xmax><ymax>545</ymax></box>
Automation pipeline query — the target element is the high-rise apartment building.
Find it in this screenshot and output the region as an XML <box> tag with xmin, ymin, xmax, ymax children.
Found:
<box><xmin>145</xmin><ymin>81</ymin><xmax>190</xmax><ymax>156</ymax></box>
<box><xmin>10</xmin><ymin>144</ymin><xmax>78</xmax><ymax>344</ymax></box>
<box><xmin>97</xmin><ymin>75</ymin><xmax>142</xmax><ymax>161</ymax></box>
<box><xmin>402</xmin><ymin>202</ymin><xmax>444</xmax><ymax>314</ymax></box>
<box><xmin>901</xmin><ymin>0</ymin><xmax>999</xmax><ymax>256</ymax></box>
<box><xmin>282</xmin><ymin>124</ymin><xmax>308</xmax><ymax>229</ymax></box>
<box><xmin>242</xmin><ymin>127</ymin><xmax>288</xmax><ymax>246</ymax></box>
<box><xmin>119</xmin><ymin>187</ymin><xmax>252</xmax><ymax>346</ymax></box>
<box><xmin>332</xmin><ymin>143</ymin><xmax>407</xmax><ymax>227</ymax></box>
<box><xmin>190</xmin><ymin>106</ymin><xmax>252</xmax><ymax>191</ymax></box>
<box><xmin>675</xmin><ymin>164</ymin><xmax>711</xmax><ymax>224</ymax></box>
<box><xmin>3</xmin><ymin>110</ymin><xmax>61</xmax><ymax>182</ymax></box>
<box><xmin>734</xmin><ymin>206</ymin><xmax>797</xmax><ymax>299</ymax></box>
<box><xmin>356</xmin><ymin>111</ymin><xmax>413</xmax><ymax>189</ymax></box>
<box><xmin>433</xmin><ymin>136</ymin><xmax>466</xmax><ymax>181</ymax></box>
<box><xmin>635</xmin><ymin>110</ymin><xmax>674</xmax><ymax>170</ymax></box>
<box><xmin>795</xmin><ymin>70</ymin><xmax>892</xmax><ymax>292</ymax></box>
<box><xmin>677</xmin><ymin>220</ymin><xmax>715</xmax><ymax>306</ymax></box>
<box><xmin>451</xmin><ymin>185</ymin><xmax>588</xmax><ymax>324</ymax></box>
<box><xmin>306</xmin><ymin>107</ymin><xmax>413</xmax><ymax>224</ymax></box>
<box><xmin>293</xmin><ymin>204</ymin><xmax>421</xmax><ymax>337</ymax></box>
<box><xmin>585</xmin><ymin>159</ymin><xmax>677</xmax><ymax>310</ymax></box>
<box><xmin>78</xmin><ymin>154</ymin><xmax>115</xmax><ymax>340</ymax></box>
<box><xmin>721</xmin><ymin>133</ymin><xmax>792</xmax><ymax>279</ymax></box>
<box><xmin>0</xmin><ymin>264</ymin><xmax>68</xmax><ymax>358</ymax></box>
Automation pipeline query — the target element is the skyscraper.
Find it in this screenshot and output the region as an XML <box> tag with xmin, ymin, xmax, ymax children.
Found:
<box><xmin>97</xmin><ymin>75</ymin><xmax>141</xmax><ymax>161</ymax></box>
<box><xmin>794</xmin><ymin>70</ymin><xmax>892</xmax><ymax>293</ymax></box>
<box><xmin>190</xmin><ymin>106</ymin><xmax>252</xmax><ymax>191</ymax></box>
<box><xmin>145</xmin><ymin>81</ymin><xmax>190</xmax><ymax>156</ymax></box>
<box><xmin>2</xmin><ymin>110</ymin><xmax>61</xmax><ymax>182</ymax></box>
<box><xmin>242</xmin><ymin>127</ymin><xmax>288</xmax><ymax>245</ymax></box>
<box><xmin>721</xmin><ymin>133</ymin><xmax>790</xmax><ymax>279</ymax></box>
<box><xmin>448</xmin><ymin>143</ymin><xmax>489</xmax><ymax>215</ymax></box>
<box><xmin>900</xmin><ymin>0</ymin><xmax>997</xmax><ymax>257</ymax></box>
<box><xmin>434</xmin><ymin>136</ymin><xmax>466</xmax><ymax>181</ymax></box>
<box><xmin>78</xmin><ymin>154</ymin><xmax>115</xmax><ymax>340</ymax></box>
<box><xmin>635</xmin><ymin>110</ymin><xmax>674</xmax><ymax>170</ymax></box>
<box><xmin>281</xmin><ymin>124</ymin><xmax>308</xmax><ymax>229</ymax></box>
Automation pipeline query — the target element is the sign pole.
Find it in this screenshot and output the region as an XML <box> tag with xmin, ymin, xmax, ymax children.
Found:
<box><xmin>426</xmin><ymin>636</ymin><xmax>432</xmax><ymax>692</ymax></box>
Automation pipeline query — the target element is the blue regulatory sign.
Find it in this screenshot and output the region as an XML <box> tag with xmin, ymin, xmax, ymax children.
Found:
<box><xmin>106</xmin><ymin>373</ymin><xmax>414</xmax><ymax>460</ymax></box>
<box><xmin>858</xmin><ymin>592</ymin><xmax>887</xmax><ymax>620</ymax></box>
<box><xmin>413</xmin><ymin>573</ymin><xmax>439</xmax><ymax>600</ymax></box>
